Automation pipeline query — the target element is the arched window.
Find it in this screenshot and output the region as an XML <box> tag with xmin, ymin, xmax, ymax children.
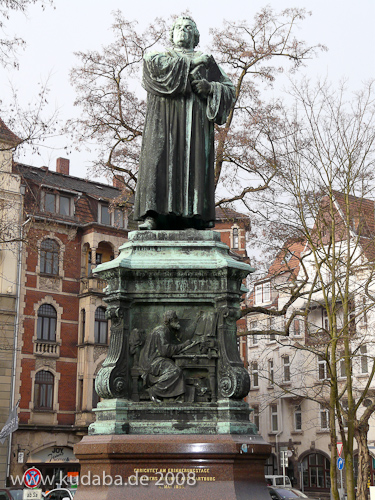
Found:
<box><xmin>94</xmin><ymin>307</ymin><xmax>108</xmax><ymax>344</ymax></box>
<box><xmin>37</xmin><ymin>304</ymin><xmax>57</xmax><ymax>342</ymax></box>
<box><xmin>34</xmin><ymin>370</ymin><xmax>54</xmax><ymax>409</ymax></box>
<box><xmin>302</xmin><ymin>453</ymin><xmax>330</xmax><ymax>490</ymax></box>
<box><xmin>40</xmin><ymin>239</ymin><xmax>59</xmax><ymax>275</ymax></box>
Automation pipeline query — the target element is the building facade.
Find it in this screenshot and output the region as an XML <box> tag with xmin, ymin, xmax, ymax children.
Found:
<box><xmin>0</xmin><ymin>119</ymin><xmax>22</xmax><ymax>486</ymax></box>
<box><xmin>9</xmin><ymin>159</ymin><xmax>133</xmax><ymax>485</ymax></box>
<box><xmin>245</xmin><ymin>193</ymin><xmax>375</xmax><ymax>499</ymax></box>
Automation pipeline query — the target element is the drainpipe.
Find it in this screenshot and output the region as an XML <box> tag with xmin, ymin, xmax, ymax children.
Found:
<box><xmin>6</xmin><ymin>184</ymin><xmax>28</xmax><ymax>483</ymax></box>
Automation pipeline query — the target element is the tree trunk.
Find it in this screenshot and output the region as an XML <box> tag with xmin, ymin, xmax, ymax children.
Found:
<box><xmin>355</xmin><ymin>423</ymin><xmax>370</xmax><ymax>500</ymax></box>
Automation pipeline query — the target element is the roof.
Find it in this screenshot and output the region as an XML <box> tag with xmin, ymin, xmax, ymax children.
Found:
<box><xmin>215</xmin><ymin>206</ymin><xmax>250</xmax><ymax>227</ymax></box>
<box><xmin>318</xmin><ymin>191</ymin><xmax>375</xmax><ymax>263</ymax></box>
<box><xmin>266</xmin><ymin>239</ymin><xmax>305</xmax><ymax>280</ymax></box>
<box><xmin>14</xmin><ymin>163</ymin><xmax>134</xmax><ymax>203</ymax></box>
<box><xmin>0</xmin><ymin>117</ymin><xmax>21</xmax><ymax>146</ymax></box>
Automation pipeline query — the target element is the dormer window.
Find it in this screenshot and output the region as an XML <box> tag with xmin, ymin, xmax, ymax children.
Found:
<box><xmin>100</xmin><ymin>204</ymin><xmax>111</xmax><ymax>225</ymax></box>
<box><xmin>255</xmin><ymin>281</ymin><xmax>271</xmax><ymax>305</ymax></box>
<box><xmin>114</xmin><ymin>208</ymin><xmax>128</xmax><ymax>229</ymax></box>
<box><xmin>99</xmin><ymin>203</ymin><xmax>128</xmax><ymax>228</ymax></box>
<box><xmin>42</xmin><ymin>191</ymin><xmax>73</xmax><ymax>216</ymax></box>
<box><xmin>45</xmin><ymin>192</ymin><xmax>56</xmax><ymax>212</ymax></box>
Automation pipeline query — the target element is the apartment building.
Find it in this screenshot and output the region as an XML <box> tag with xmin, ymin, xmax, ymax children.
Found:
<box><xmin>246</xmin><ymin>193</ymin><xmax>375</xmax><ymax>499</ymax></box>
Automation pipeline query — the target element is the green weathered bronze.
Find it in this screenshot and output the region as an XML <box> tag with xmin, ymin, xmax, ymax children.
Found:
<box><xmin>92</xmin><ymin>230</ymin><xmax>257</xmax><ymax>435</ymax></box>
<box><xmin>91</xmin><ymin>16</ymin><xmax>257</xmax><ymax>437</ymax></box>
<box><xmin>133</xmin><ymin>16</ymin><xmax>235</xmax><ymax>231</ymax></box>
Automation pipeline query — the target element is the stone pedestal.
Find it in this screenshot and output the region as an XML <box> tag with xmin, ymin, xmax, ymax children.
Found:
<box><xmin>92</xmin><ymin>230</ymin><xmax>256</xmax><ymax>433</ymax></box>
<box><xmin>73</xmin><ymin>230</ymin><xmax>271</xmax><ymax>499</ymax></box>
<box><xmin>74</xmin><ymin>434</ymin><xmax>272</xmax><ymax>500</ymax></box>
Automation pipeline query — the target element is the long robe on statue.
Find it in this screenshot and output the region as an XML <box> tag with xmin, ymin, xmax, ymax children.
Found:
<box><xmin>134</xmin><ymin>49</ymin><xmax>235</xmax><ymax>228</ymax></box>
<box><xmin>139</xmin><ymin>325</ymin><xmax>185</xmax><ymax>399</ymax></box>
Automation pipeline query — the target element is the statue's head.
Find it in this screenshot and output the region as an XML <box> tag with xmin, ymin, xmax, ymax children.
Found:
<box><xmin>170</xmin><ymin>16</ymin><xmax>200</xmax><ymax>49</ymax></box>
<box><xmin>163</xmin><ymin>310</ymin><xmax>180</xmax><ymax>330</ymax></box>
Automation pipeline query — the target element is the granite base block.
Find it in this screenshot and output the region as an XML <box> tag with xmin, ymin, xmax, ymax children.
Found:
<box><xmin>74</xmin><ymin>434</ymin><xmax>272</xmax><ymax>500</ymax></box>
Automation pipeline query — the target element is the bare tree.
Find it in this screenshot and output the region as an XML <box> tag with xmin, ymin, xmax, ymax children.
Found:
<box><xmin>244</xmin><ymin>80</ymin><xmax>375</xmax><ymax>500</ymax></box>
<box><xmin>0</xmin><ymin>0</ymin><xmax>53</xmax><ymax>68</ymax></box>
<box><xmin>68</xmin><ymin>7</ymin><xmax>325</xmax><ymax>197</ymax></box>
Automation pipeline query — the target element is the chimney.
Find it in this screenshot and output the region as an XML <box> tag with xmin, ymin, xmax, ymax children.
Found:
<box><xmin>56</xmin><ymin>157</ymin><xmax>70</xmax><ymax>175</ymax></box>
<box><xmin>113</xmin><ymin>174</ymin><xmax>125</xmax><ymax>190</ymax></box>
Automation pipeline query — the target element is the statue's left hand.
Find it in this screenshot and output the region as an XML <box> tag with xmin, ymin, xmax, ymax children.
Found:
<box><xmin>191</xmin><ymin>79</ymin><xmax>213</xmax><ymax>99</ymax></box>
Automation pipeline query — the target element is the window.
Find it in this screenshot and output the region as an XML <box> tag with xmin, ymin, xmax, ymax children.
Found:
<box><xmin>360</xmin><ymin>345</ymin><xmax>368</xmax><ymax>374</ymax></box>
<box><xmin>341</xmin><ymin>399</ymin><xmax>349</xmax><ymax>428</ymax></box>
<box><xmin>78</xmin><ymin>379</ymin><xmax>83</xmax><ymax>410</ymax></box>
<box><xmin>268</xmin><ymin>360</ymin><xmax>274</xmax><ymax>386</ymax></box>
<box><xmin>318</xmin><ymin>356</ymin><xmax>329</xmax><ymax>380</ymax></box>
<box><xmin>40</xmin><ymin>239</ymin><xmax>59</xmax><ymax>275</ymax></box>
<box><xmin>251</xmin><ymin>404</ymin><xmax>260</xmax><ymax>430</ymax></box>
<box><xmin>283</xmin><ymin>356</ymin><xmax>291</xmax><ymax>382</ymax></box>
<box><xmin>294</xmin><ymin>404</ymin><xmax>302</xmax><ymax>431</ymax></box>
<box><xmin>263</xmin><ymin>282</ymin><xmax>271</xmax><ymax>302</ymax></box>
<box><xmin>34</xmin><ymin>370</ymin><xmax>54</xmax><ymax>410</ymax></box>
<box><xmin>322</xmin><ymin>309</ymin><xmax>329</xmax><ymax>331</ymax></box>
<box><xmin>255</xmin><ymin>285</ymin><xmax>262</xmax><ymax>304</ymax></box>
<box><xmin>284</xmin><ymin>251</ymin><xmax>294</xmax><ymax>264</ymax></box>
<box><xmin>114</xmin><ymin>208</ymin><xmax>127</xmax><ymax>229</ymax></box>
<box><xmin>270</xmin><ymin>404</ymin><xmax>278</xmax><ymax>432</ymax></box>
<box><xmin>319</xmin><ymin>403</ymin><xmax>329</xmax><ymax>430</ymax></box>
<box><xmin>92</xmin><ymin>379</ymin><xmax>99</xmax><ymax>408</ymax></box>
<box><xmin>251</xmin><ymin>362</ymin><xmax>259</xmax><ymax>388</ymax></box>
<box><xmin>88</xmin><ymin>252</ymin><xmax>102</xmax><ymax>275</ymax></box>
<box><xmin>80</xmin><ymin>309</ymin><xmax>86</xmax><ymax>344</ymax></box>
<box><xmin>293</xmin><ymin>318</ymin><xmax>301</xmax><ymax>337</ymax></box>
<box><xmin>232</xmin><ymin>227</ymin><xmax>239</xmax><ymax>249</ymax></box>
<box><xmin>37</xmin><ymin>304</ymin><xmax>57</xmax><ymax>342</ymax></box>
<box><xmin>339</xmin><ymin>352</ymin><xmax>347</xmax><ymax>378</ymax></box>
<box><xmin>100</xmin><ymin>205</ymin><xmax>111</xmax><ymax>225</ymax></box>
<box><xmin>94</xmin><ymin>307</ymin><xmax>108</xmax><ymax>344</ymax></box>
<box><xmin>302</xmin><ymin>453</ymin><xmax>330</xmax><ymax>490</ymax></box>
<box><xmin>268</xmin><ymin>317</ymin><xmax>276</xmax><ymax>341</ymax></box>
<box><xmin>361</xmin><ymin>297</ymin><xmax>368</xmax><ymax>327</ymax></box>
<box><xmin>43</xmin><ymin>191</ymin><xmax>72</xmax><ymax>216</ymax></box>
<box><xmin>59</xmin><ymin>195</ymin><xmax>70</xmax><ymax>216</ymax></box>
<box><xmin>250</xmin><ymin>321</ymin><xmax>258</xmax><ymax>345</ymax></box>
<box><xmin>255</xmin><ymin>282</ymin><xmax>271</xmax><ymax>305</ymax></box>
<box><xmin>45</xmin><ymin>192</ymin><xmax>56</xmax><ymax>212</ymax></box>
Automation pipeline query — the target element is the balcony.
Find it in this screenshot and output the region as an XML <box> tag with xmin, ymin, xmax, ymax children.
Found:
<box><xmin>34</xmin><ymin>340</ymin><xmax>60</xmax><ymax>358</ymax></box>
<box><xmin>80</xmin><ymin>277</ymin><xmax>107</xmax><ymax>295</ymax></box>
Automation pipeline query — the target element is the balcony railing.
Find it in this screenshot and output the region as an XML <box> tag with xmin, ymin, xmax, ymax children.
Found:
<box><xmin>80</xmin><ymin>277</ymin><xmax>107</xmax><ymax>294</ymax></box>
<box><xmin>34</xmin><ymin>340</ymin><xmax>60</xmax><ymax>357</ymax></box>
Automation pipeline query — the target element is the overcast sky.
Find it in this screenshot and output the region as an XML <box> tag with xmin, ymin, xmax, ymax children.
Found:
<box><xmin>1</xmin><ymin>0</ymin><xmax>374</xmax><ymax>179</ymax></box>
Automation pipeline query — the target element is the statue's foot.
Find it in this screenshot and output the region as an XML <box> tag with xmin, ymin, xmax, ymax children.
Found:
<box><xmin>150</xmin><ymin>394</ymin><xmax>162</xmax><ymax>403</ymax></box>
<box><xmin>139</xmin><ymin>217</ymin><xmax>157</xmax><ymax>230</ymax></box>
